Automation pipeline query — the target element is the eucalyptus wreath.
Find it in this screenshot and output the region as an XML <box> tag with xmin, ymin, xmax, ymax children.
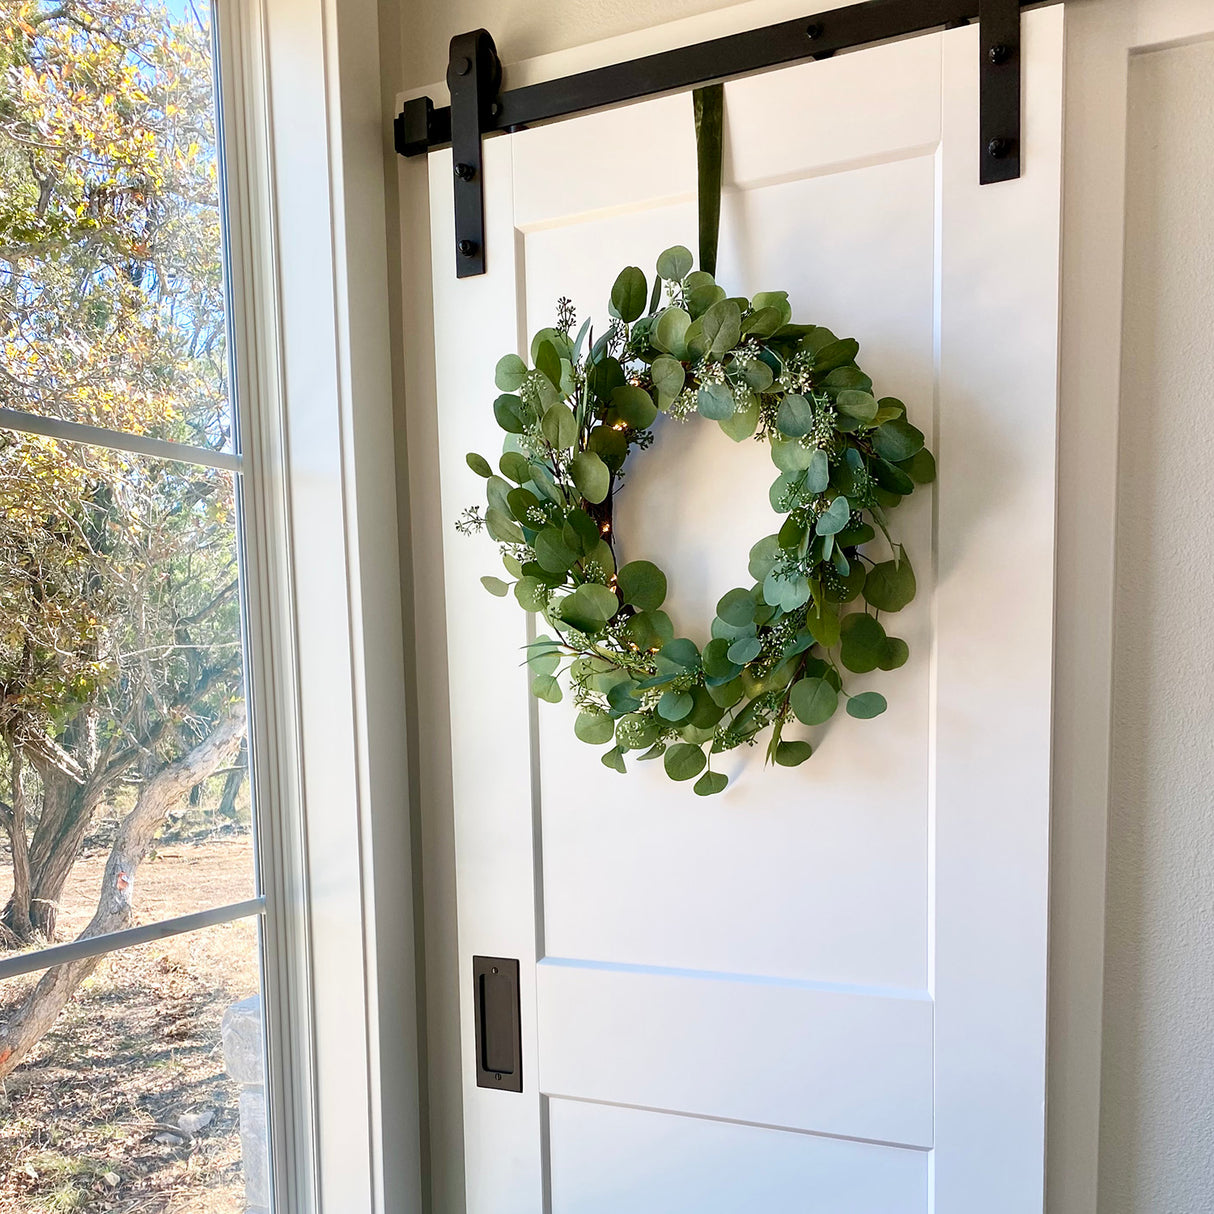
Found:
<box><xmin>460</xmin><ymin>245</ymin><xmax>935</xmax><ymax>796</ymax></box>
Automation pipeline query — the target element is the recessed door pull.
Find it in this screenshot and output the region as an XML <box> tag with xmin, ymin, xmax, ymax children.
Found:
<box><xmin>473</xmin><ymin>955</ymin><xmax>522</xmax><ymax>1092</ymax></box>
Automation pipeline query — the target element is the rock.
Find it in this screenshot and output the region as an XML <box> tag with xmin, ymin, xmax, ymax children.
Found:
<box><xmin>239</xmin><ymin>1088</ymin><xmax>271</xmax><ymax>1207</ymax></box>
<box><xmin>176</xmin><ymin>1109</ymin><xmax>214</xmax><ymax>1135</ymax></box>
<box><xmin>220</xmin><ymin>995</ymin><xmax>264</xmax><ymax>1085</ymax></box>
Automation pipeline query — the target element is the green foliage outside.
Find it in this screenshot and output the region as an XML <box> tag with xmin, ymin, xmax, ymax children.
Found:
<box><xmin>0</xmin><ymin>0</ymin><xmax>244</xmax><ymax>943</ymax></box>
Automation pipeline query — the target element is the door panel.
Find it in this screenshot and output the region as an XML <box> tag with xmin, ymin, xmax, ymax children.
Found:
<box><xmin>427</xmin><ymin>10</ymin><xmax>1062</xmax><ymax>1212</ymax></box>
<box><xmin>549</xmin><ymin>1099</ymin><xmax>927</xmax><ymax>1214</ymax></box>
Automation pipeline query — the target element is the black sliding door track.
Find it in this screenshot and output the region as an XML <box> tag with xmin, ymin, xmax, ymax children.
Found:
<box><xmin>400</xmin><ymin>0</ymin><xmax>1053</xmax><ymax>275</ymax></box>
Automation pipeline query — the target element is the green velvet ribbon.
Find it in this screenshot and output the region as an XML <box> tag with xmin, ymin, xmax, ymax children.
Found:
<box><xmin>692</xmin><ymin>83</ymin><xmax>724</xmax><ymax>278</ymax></box>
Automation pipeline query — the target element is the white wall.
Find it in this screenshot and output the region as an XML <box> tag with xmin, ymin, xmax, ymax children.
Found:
<box><xmin>1100</xmin><ymin>35</ymin><xmax>1214</xmax><ymax>1212</ymax></box>
<box><xmin>383</xmin><ymin>4</ymin><xmax>1214</xmax><ymax>1212</ymax></box>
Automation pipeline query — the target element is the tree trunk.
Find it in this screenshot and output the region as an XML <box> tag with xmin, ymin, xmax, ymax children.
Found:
<box><xmin>217</xmin><ymin>739</ymin><xmax>247</xmax><ymax>821</ymax></box>
<box><xmin>2</xmin><ymin>747</ymin><xmax>34</xmax><ymax>942</ymax></box>
<box><xmin>0</xmin><ymin>706</ymin><xmax>246</xmax><ymax>1080</ymax></box>
<box><xmin>20</xmin><ymin>775</ymin><xmax>102</xmax><ymax>942</ymax></box>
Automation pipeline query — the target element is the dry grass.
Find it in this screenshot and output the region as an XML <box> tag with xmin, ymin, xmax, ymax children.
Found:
<box><xmin>0</xmin><ymin>841</ymin><xmax>261</xmax><ymax>1213</ymax></box>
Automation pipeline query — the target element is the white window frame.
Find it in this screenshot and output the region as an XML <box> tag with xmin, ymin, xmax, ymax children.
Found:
<box><xmin>214</xmin><ymin>0</ymin><xmax>421</xmax><ymax>1209</ymax></box>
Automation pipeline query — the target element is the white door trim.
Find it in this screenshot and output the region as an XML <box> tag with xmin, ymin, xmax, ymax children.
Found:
<box><xmin>1049</xmin><ymin>3</ymin><xmax>1214</xmax><ymax>1213</ymax></box>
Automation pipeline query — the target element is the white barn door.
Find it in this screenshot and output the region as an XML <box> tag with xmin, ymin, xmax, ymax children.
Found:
<box><xmin>426</xmin><ymin>10</ymin><xmax>1062</xmax><ymax>1212</ymax></box>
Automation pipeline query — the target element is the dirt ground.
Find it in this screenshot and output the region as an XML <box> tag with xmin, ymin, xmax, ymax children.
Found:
<box><xmin>0</xmin><ymin>840</ymin><xmax>261</xmax><ymax>1213</ymax></box>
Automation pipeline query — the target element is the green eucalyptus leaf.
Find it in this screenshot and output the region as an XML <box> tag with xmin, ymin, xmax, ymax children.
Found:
<box><xmin>815</xmin><ymin>495</ymin><xmax>851</xmax><ymax>536</ymax></box>
<box><xmin>588</xmin><ymin>425</ymin><xmax>628</xmax><ymax>472</ymax></box>
<box><xmin>656</xmin><ymin>245</ymin><xmax>694</xmax><ymax>281</ymax></box>
<box><xmin>805</xmin><ymin>447</ymin><xmax>830</xmax><ymax>494</ymax></box>
<box><xmin>541</xmin><ymin>403</ymin><xmax>578</xmax><ymax>450</ymax></box>
<box><xmin>776</xmin><ymin>394</ymin><xmax>814</xmax><ymax>437</ymax></box>
<box><xmin>466</xmin><ymin>452</ymin><xmax>492</xmax><ymax>477</ymax></box>
<box><xmin>836</xmin><ymin>390</ymin><xmax>879</xmax><ymax>424</ymax></box>
<box><xmin>771</xmin><ymin>438</ymin><xmax>814</xmax><ymax>473</ymax></box>
<box><xmin>840</xmin><ymin>610</ymin><xmax>886</xmax><ymax>673</ymax></box>
<box><xmin>514</xmin><ymin>576</ymin><xmax>548</xmax><ymax>612</ymax></box>
<box><xmin>499</xmin><ymin>451</ymin><xmax>531</xmax><ymax>483</ymax></box>
<box><xmin>741</xmin><ymin>358</ymin><xmax>774</xmax><ymax>392</ymax></box>
<box><xmin>790</xmin><ymin>676</ymin><xmax>838</xmax><ymax>726</ymax></box>
<box><xmin>611</xmin><ymin>385</ymin><xmax>658</xmax><ymax>430</ymax></box>
<box><xmin>651</xmin><ymin>354</ymin><xmax>686</xmax><ymax>402</ymax></box>
<box><xmin>774</xmin><ymin>739</ymin><xmax>814</xmax><ymax>767</ymax></box>
<box><xmin>902</xmin><ymin>447</ymin><xmax>936</xmax><ymax>484</ymax></box>
<box><xmin>727</xmin><ymin>636</ymin><xmax>762</xmax><ymax>664</ymax></box>
<box><xmin>717</xmin><ymin>587</ymin><xmax>756</xmax><ymax>627</ymax></box>
<box><xmin>653</xmin><ymin>307</ymin><xmax>692</xmax><ymax>358</ymax></box>
<box><xmin>485</xmin><ymin>507</ymin><xmax>524</xmax><ymax>544</ymax></box>
<box><xmin>609</xmin><ymin>266</ymin><xmax>648</xmax><ymax>323</ymax></box>
<box><xmin>872</xmin><ymin>416</ymin><xmax>925</xmax><ymax>462</ymax></box>
<box><xmin>863</xmin><ymin>556</ymin><xmax>917</xmax><ymax>612</ymax></box>
<box><xmin>763</xmin><ymin>568</ymin><xmax>812</xmax><ymax>613</ymax></box>
<box><xmin>694</xmin><ymin>770</ymin><xmax>729</xmax><ymax>796</ymax></box>
<box><xmin>588</xmin><ymin>355</ymin><xmax>625</xmax><ymax>400</ymax></box>
<box><xmin>601</xmin><ymin>746</ymin><xmax>627</xmax><ymax>773</ymax></box>
<box><xmin>702</xmin><ymin>637</ymin><xmax>743</xmax><ymax>680</ymax></box>
<box><xmin>878</xmin><ymin>635</ymin><xmax>910</xmax><ymax>670</ymax></box>
<box><xmin>660</xmin><ymin>637</ymin><xmax>701</xmax><ymax>671</ymax></box>
<box><xmin>575</xmin><ymin>712</ymin><xmax>615</xmax><ymax>745</ymax></box>
<box><xmin>657</xmin><ymin>689</ymin><xmax>694</xmax><ymax>722</ymax></box>
<box><xmin>531</xmin><ymin>673</ymin><xmax>562</xmax><ymax>703</ymax></box>
<box><xmin>617</xmin><ymin>560</ymin><xmax>667</xmax><ymax>611</ymax></box>
<box><xmin>846</xmin><ymin>691</ymin><xmax>888</xmax><ymax>719</ymax></box>
<box><xmin>494</xmin><ymin>353</ymin><xmax>527</xmax><ymax>391</ymax></box>
<box><xmin>742</xmin><ymin>306</ymin><xmax>784</xmax><ymax>339</ymax></box>
<box><xmin>748</xmin><ymin>535</ymin><xmax>783</xmax><ymax>581</ymax></box>
<box><xmin>697</xmin><ymin>382</ymin><xmax>735</xmax><ymax>420</ymax></box>
<box><xmin>535</xmin><ymin>338</ymin><xmax>561</xmax><ymax>388</ymax></box>
<box><xmin>571</xmin><ymin>451</ymin><xmax>610</xmax><ymax>504</ymax></box>
<box><xmin>698</xmin><ymin>299</ymin><xmax>742</xmax><ymax>358</ymax></box>
<box><xmin>559</xmin><ymin>582</ymin><xmax>620</xmax><ymax>632</ymax></box>
<box><xmin>535</xmin><ymin>527</ymin><xmax>578</xmax><ymax>572</ymax></box>
<box><xmin>664</xmin><ymin>742</ymin><xmax>707</xmax><ymax>782</ymax></box>
<box><xmin>813</xmin><ymin>337</ymin><xmax>860</xmax><ymax>375</ymax></box>
<box><xmin>493</xmin><ymin>394</ymin><xmax>526</xmax><ymax>434</ymax></box>
<box><xmin>719</xmin><ymin>393</ymin><xmax>759</xmax><ymax>441</ymax></box>
<box><xmin>480</xmin><ymin>575</ymin><xmax>509</xmax><ymax>597</ymax></box>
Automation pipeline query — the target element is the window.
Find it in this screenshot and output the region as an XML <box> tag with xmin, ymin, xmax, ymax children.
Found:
<box><xmin>1</xmin><ymin>2</ymin><xmax>274</xmax><ymax>1209</ymax></box>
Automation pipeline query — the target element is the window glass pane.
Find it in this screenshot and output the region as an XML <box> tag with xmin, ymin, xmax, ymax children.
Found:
<box><xmin>0</xmin><ymin>429</ymin><xmax>256</xmax><ymax>945</ymax></box>
<box><xmin>0</xmin><ymin>918</ymin><xmax>269</xmax><ymax>1212</ymax></box>
<box><xmin>0</xmin><ymin>0</ymin><xmax>234</xmax><ymax>452</ymax></box>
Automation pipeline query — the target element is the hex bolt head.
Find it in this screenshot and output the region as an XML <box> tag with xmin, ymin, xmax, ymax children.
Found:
<box><xmin>806</xmin><ymin>21</ymin><xmax>822</xmax><ymax>39</ymax></box>
<box><xmin>988</xmin><ymin>43</ymin><xmax>1011</xmax><ymax>65</ymax></box>
<box><xmin>454</xmin><ymin>162</ymin><xmax>475</xmax><ymax>181</ymax></box>
<box><xmin>987</xmin><ymin>137</ymin><xmax>1011</xmax><ymax>160</ymax></box>
<box><xmin>458</xmin><ymin>239</ymin><xmax>478</xmax><ymax>257</ymax></box>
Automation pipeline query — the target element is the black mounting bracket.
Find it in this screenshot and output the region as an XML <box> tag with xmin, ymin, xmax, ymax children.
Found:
<box><xmin>979</xmin><ymin>0</ymin><xmax>1021</xmax><ymax>183</ymax></box>
<box><xmin>397</xmin><ymin>0</ymin><xmax>1039</xmax><ymax>278</ymax></box>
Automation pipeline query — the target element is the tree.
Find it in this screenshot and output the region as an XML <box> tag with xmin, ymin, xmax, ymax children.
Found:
<box><xmin>0</xmin><ymin>0</ymin><xmax>247</xmax><ymax>1066</ymax></box>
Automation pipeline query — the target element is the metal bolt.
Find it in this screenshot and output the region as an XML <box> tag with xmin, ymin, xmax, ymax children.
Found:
<box><xmin>458</xmin><ymin>239</ymin><xmax>477</xmax><ymax>257</ymax></box>
<box><xmin>987</xmin><ymin>137</ymin><xmax>1011</xmax><ymax>159</ymax></box>
<box><xmin>988</xmin><ymin>43</ymin><xmax>1011</xmax><ymax>64</ymax></box>
<box><xmin>490</xmin><ymin>101</ymin><xmax>502</xmax><ymax>118</ymax></box>
<box><xmin>806</xmin><ymin>22</ymin><xmax>822</xmax><ymax>39</ymax></box>
<box><xmin>453</xmin><ymin>56</ymin><xmax>471</xmax><ymax>76</ymax></box>
<box><xmin>454</xmin><ymin>161</ymin><xmax>475</xmax><ymax>180</ymax></box>
<box><xmin>491</xmin><ymin>966</ymin><xmax>499</xmax><ymax>974</ymax></box>
<box><xmin>495</xmin><ymin>1073</ymin><xmax>502</xmax><ymax>1080</ymax></box>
